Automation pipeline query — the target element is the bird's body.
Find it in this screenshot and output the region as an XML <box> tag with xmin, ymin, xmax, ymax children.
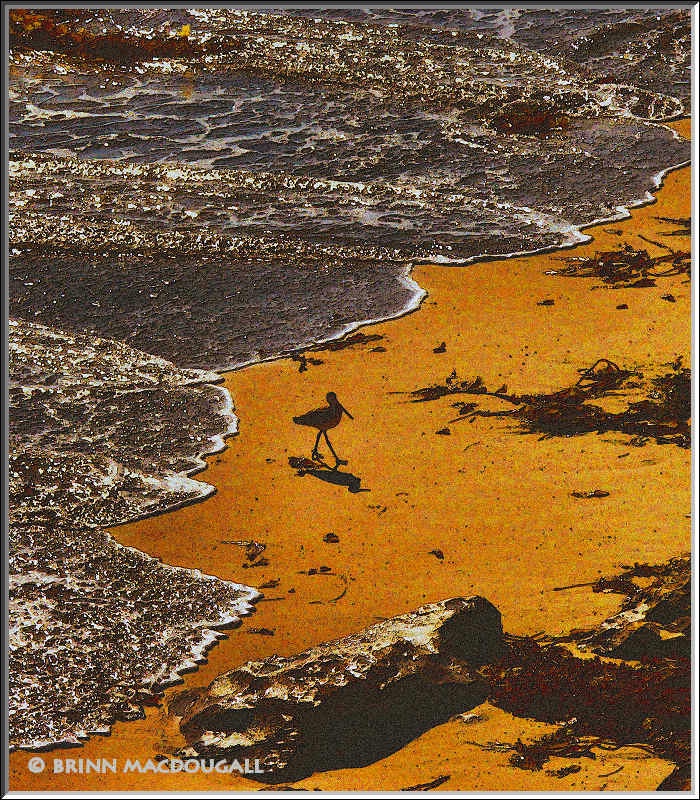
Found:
<box><xmin>293</xmin><ymin>396</ymin><xmax>345</xmax><ymax>431</ymax></box>
<box><xmin>294</xmin><ymin>392</ymin><xmax>353</xmax><ymax>467</ymax></box>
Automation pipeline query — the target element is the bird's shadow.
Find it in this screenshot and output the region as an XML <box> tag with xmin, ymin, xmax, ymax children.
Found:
<box><xmin>302</xmin><ymin>467</ymin><xmax>370</xmax><ymax>493</ymax></box>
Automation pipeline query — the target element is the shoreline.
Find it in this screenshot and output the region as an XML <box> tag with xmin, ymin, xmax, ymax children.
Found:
<box><xmin>194</xmin><ymin>140</ymin><xmax>691</xmax><ymax>379</ymax></box>
<box><xmin>9</xmin><ymin>120</ymin><xmax>690</xmax><ymax>791</ymax></box>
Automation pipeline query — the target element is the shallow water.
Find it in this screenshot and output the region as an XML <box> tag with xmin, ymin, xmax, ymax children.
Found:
<box><xmin>9</xmin><ymin>8</ymin><xmax>690</xmax><ymax>369</ymax></box>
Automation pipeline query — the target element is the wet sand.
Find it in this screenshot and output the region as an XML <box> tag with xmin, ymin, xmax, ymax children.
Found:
<box><xmin>9</xmin><ymin>120</ymin><xmax>690</xmax><ymax>792</ymax></box>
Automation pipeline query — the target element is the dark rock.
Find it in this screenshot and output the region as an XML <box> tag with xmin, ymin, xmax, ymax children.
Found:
<box><xmin>608</xmin><ymin>622</ymin><xmax>687</xmax><ymax>660</ymax></box>
<box><xmin>616</xmin><ymin>303</ymin><xmax>628</xmax><ymax>309</ymax></box>
<box><xmin>168</xmin><ymin>687</ymin><xmax>206</xmax><ymax>718</ymax></box>
<box><xmin>323</xmin><ymin>533</ymin><xmax>339</xmax><ymax>543</ymax></box>
<box><xmin>657</xmin><ymin>762</ymin><xmax>691</xmax><ymax>791</ymax></box>
<box><xmin>436</xmin><ymin>427</ymin><xmax>451</xmax><ymax>435</ymax></box>
<box><xmin>661</xmin><ymin>293</ymin><xmax>676</xmax><ymax>303</ymax></box>
<box><xmin>433</xmin><ymin>342</ymin><xmax>447</xmax><ymax>354</ymax></box>
<box><xmin>537</xmin><ymin>299</ymin><xmax>555</xmax><ymax>306</ymax></box>
<box><xmin>180</xmin><ymin>596</ymin><xmax>503</xmax><ymax>783</ymax></box>
<box><xmin>645</xmin><ymin>585</ymin><xmax>690</xmax><ymax>625</ymax></box>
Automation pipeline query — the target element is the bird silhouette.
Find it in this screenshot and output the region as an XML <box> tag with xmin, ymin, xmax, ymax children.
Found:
<box><xmin>293</xmin><ymin>392</ymin><xmax>353</xmax><ymax>468</ymax></box>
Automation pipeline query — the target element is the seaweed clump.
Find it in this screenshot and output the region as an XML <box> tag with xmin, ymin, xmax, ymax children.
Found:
<box><xmin>480</xmin><ymin>556</ymin><xmax>691</xmax><ymax>789</ymax></box>
<box><xmin>411</xmin><ymin>357</ymin><xmax>690</xmax><ymax>448</ymax></box>
<box><xmin>552</xmin><ymin>240</ymin><xmax>690</xmax><ymax>288</ymax></box>
<box><xmin>9</xmin><ymin>9</ymin><xmax>198</xmax><ymax>64</ymax></box>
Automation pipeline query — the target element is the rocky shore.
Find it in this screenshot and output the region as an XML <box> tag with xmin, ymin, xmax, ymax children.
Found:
<box><xmin>172</xmin><ymin>558</ymin><xmax>689</xmax><ymax>789</ymax></box>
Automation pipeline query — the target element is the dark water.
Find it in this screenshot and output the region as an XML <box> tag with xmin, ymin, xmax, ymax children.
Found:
<box><xmin>9</xmin><ymin>8</ymin><xmax>690</xmax><ymax>370</ymax></box>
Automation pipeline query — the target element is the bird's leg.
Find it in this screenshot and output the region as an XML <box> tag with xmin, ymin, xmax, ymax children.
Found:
<box><xmin>312</xmin><ymin>430</ymin><xmax>323</xmax><ymax>461</ymax></box>
<box><xmin>324</xmin><ymin>431</ymin><xmax>347</xmax><ymax>468</ymax></box>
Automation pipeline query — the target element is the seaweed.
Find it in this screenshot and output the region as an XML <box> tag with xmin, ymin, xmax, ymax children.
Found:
<box><xmin>654</xmin><ymin>215</ymin><xmax>690</xmax><ymax>237</ymax></box>
<box><xmin>10</xmin><ymin>9</ymin><xmax>200</xmax><ymax>65</ymax></box>
<box><xmin>411</xmin><ymin>357</ymin><xmax>690</xmax><ymax>448</ymax></box>
<box><xmin>551</xmin><ymin>241</ymin><xmax>689</xmax><ymax>287</ymax></box>
<box><xmin>480</xmin><ymin>557</ymin><xmax>691</xmax><ymax>785</ymax></box>
<box><xmin>401</xmin><ymin>775</ymin><xmax>450</xmax><ymax>791</ymax></box>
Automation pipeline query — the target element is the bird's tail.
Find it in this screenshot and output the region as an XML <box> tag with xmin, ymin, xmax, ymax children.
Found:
<box><xmin>292</xmin><ymin>415</ymin><xmax>303</xmax><ymax>425</ymax></box>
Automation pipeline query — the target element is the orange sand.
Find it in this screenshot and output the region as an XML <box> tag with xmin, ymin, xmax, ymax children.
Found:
<box><xmin>10</xmin><ymin>119</ymin><xmax>690</xmax><ymax>792</ymax></box>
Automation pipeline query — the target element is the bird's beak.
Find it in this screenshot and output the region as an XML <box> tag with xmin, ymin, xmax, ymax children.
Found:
<box><xmin>341</xmin><ymin>404</ymin><xmax>354</xmax><ymax>420</ymax></box>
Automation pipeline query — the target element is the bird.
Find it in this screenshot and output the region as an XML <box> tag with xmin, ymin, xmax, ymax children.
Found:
<box><xmin>293</xmin><ymin>392</ymin><xmax>353</xmax><ymax>468</ymax></box>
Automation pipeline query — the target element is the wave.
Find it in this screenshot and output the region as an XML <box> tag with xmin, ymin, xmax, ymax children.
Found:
<box><xmin>9</xmin><ymin>319</ymin><xmax>259</xmax><ymax>750</ymax></box>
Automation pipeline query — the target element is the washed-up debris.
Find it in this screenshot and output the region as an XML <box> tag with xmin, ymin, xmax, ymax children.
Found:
<box><xmin>371</xmin><ymin>346</ymin><xmax>387</xmax><ymax>353</ymax></box>
<box><xmin>258</xmin><ymin>787</ymin><xmax>309</xmax><ymax>792</ymax></box>
<box><xmin>616</xmin><ymin>303</ymin><xmax>628</xmax><ymax>309</ymax></box>
<box><xmin>598</xmin><ymin>765</ymin><xmax>624</xmax><ymax>778</ymax></box>
<box><xmin>222</xmin><ymin>540</ymin><xmax>267</xmax><ymax>561</ymax></box>
<box><xmin>309</xmin><ymin>574</ymin><xmax>349</xmax><ymax>606</ymax></box>
<box><xmin>401</xmin><ymin>775</ymin><xmax>450</xmax><ymax>791</ymax></box>
<box><xmin>248</xmin><ymin>628</ymin><xmax>275</xmax><ymax>637</ymax></box>
<box><xmin>291</xmin><ymin>353</ymin><xmax>324</xmax><ymax>373</ymax></box>
<box><xmin>508</xmin><ymin>730</ymin><xmax>597</xmax><ymax>771</ymax></box>
<box><xmin>571</xmin><ymin>490</ymin><xmax>610</xmax><ymax>499</ymax></box>
<box><xmin>655</xmin><ymin>215</ymin><xmax>690</xmax><ymax>236</ymax></box>
<box><xmin>551</xmin><ymin>241</ymin><xmax>689</xmax><ymax>288</ymax></box>
<box><xmin>306</xmin><ymin>332</ymin><xmax>384</xmax><ymax>353</ymax></box>
<box><xmin>242</xmin><ymin>558</ymin><xmax>270</xmax><ymax>569</ymax></box>
<box><xmin>453</xmin><ymin>711</ymin><xmax>487</xmax><ymax>724</ymax></box>
<box><xmin>661</xmin><ymin>293</ymin><xmax>676</xmax><ymax>302</ymax></box>
<box><xmin>537</xmin><ymin>299</ymin><xmax>555</xmax><ymax>306</ymax></box>
<box><xmin>259</xmin><ymin>579</ymin><xmax>280</xmax><ymax>589</ymax></box>
<box><xmin>436</xmin><ymin>428</ymin><xmax>451</xmax><ymax>435</ymax></box>
<box><xmin>433</xmin><ymin>342</ymin><xmax>447</xmax><ymax>354</ymax></box>
<box><xmin>452</xmin><ymin>401</ymin><xmax>478</xmax><ymax>418</ymax></box>
<box><xmin>412</xmin><ymin>371</ymin><xmax>488</xmax><ymax>403</ymax></box>
<box><xmin>289</xmin><ymin>456</ymin><xmax>320</xmax><ymax>474</ymax></box>
<box><xmin>482</xmin><ymin>555</ymin><xmax>690</xmax><ymax>785</ymax></box>
<box><xmin>323</xmin><ymin>532</ymin><xmax>339</xmax><ymax>543</ymax></box>
<box><xmin>556</xmin><ymin>555</ymin><xmax>690</xmax><ymax>659</ymax></box>
<box><xmin>429</xmin><ymin>549</ymin><xmax>445</xmax><ymax>561</ymax></box>
<box><xmin>413</xmin><ymin>357</ymin><xmax>689</xmax><ymax>448</ymax></box>
<box><xmin>179</xmin><ymin>596</ymin><xmax>502</xmax><ymax>783</ymax></box>
<box><xmin>300</xmin><ymin>566</ymin><xmax>333</xmax><ymax>575</ymax></box>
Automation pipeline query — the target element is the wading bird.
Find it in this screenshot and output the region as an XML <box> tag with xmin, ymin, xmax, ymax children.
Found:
<box><xmin>293</xmin><ymin>392</ymin><xmax>353</xmax><ymax>468</ymax></box>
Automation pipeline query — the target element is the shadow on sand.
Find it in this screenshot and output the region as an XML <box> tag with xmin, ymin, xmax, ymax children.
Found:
<box><xmin>302</xmin><ymin>467</ymin><xmax>369</xmax><ymax>493</ymax></box>
<box><xmin>289</xmin><ymin>455</ymin><xmax>369</xmax><ymax>492</ymax></box>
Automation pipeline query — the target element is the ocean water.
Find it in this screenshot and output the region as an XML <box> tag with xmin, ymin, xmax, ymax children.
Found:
<box><xmin>8</xmin><ymin>8</ymin><xmax>691</xmax><ymax>751</ymax></box>
<box><xmin>9</xmin><ymin>7</ymin><xmax>690</xmax><ymax>369</ymax></box>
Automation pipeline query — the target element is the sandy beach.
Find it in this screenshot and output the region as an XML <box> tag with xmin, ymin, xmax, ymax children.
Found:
<box><xmin>9</xmin><ymin>119</ymin><xmax>690</xmax><ymax>792</ymax></box>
